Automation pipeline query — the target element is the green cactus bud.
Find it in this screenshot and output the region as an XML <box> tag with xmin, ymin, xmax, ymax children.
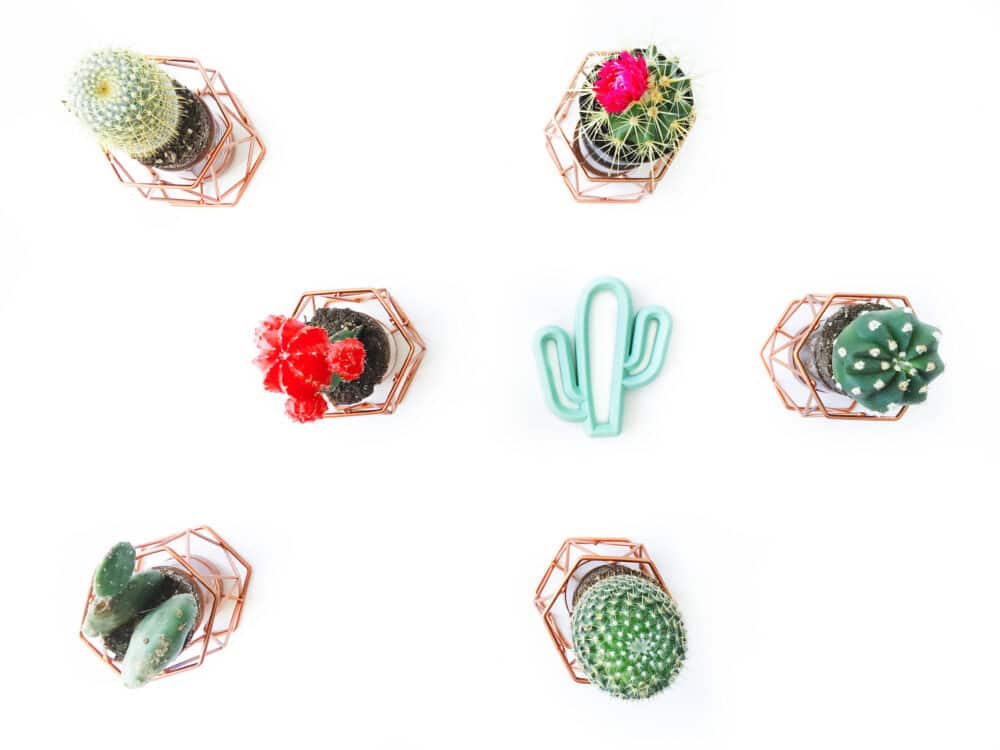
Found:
<box><xmin>578</xmin><ymin>45</ymin><xmax>695</xmax><ymax>173</ymax></box>
<box><xmin>570</xmin><ymin>567</ymin><xmax>686</xmax><ymax>699</ymax></box>
<box><xmin>66</xmin><ymin>49</ymin><xmax>181</xmax><ymax>158</ymax></box>
<box><xmin>92</xmin><ymin>542</ymin><xmax>135</xmax><ymax>597</ymax></box>
<box><xmin>83</xmin><ymin>569</ymin><xmax>164</xmax><ymax>637</ymax></box>
<box><xmin>122</xmin><ymin>593</ymin><xmax>197</xmax><ymax>689</ymax></box>
<box><xmin>832</xmin><ymin>308</ymin><xmax>945</xmax><ymax>413</ymax></box>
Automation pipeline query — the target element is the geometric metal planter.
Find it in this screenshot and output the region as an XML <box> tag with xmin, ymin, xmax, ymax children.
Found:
<box><xmin>79</xmin><ymin>526</ymin><xmax>252</xmax><ymax>683</ymax></box>
<box><xmin>543</xmin><ymin>51</ymin><xmax>691</xmax><ymax>204</ymax></box>
<box><xmin>290</xmin><ymin>288</ymin><xmax>427</xmax><ymax>418</ymax></box>
<box><xmin>760</xmin><ymin>292</ymin><xmax>914</xmax><ymax>420</ymax></box>
<box><xmin>533</xmin><ymin>537</ymin><xmax>672</xmax><ymax>684</ymax></box>
<box><xmin>101</xmin><ymin>56</ymin><xmax>265</xmax><ymax>207</ymax></box>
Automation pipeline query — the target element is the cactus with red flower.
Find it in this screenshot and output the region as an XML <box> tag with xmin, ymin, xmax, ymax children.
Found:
<box><xmin>254</xmin><ymin>315</ymin><xmax>367</xmax><ymax>422</ymax></box>
<box><xmin>578</xmin><ymin>45</ymin><xmax>695</xmax><ymax>173</ymax></box>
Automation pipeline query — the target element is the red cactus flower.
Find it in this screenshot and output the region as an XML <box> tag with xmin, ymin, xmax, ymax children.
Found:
<box><xmin>329</xmin><ymin>337</ymin><xmax>366</xmax><ymax>382</ymax></box>
<box><xmin>593</xmin><ymin>51</ymin><xmax>649</xmax><ymax>114</ymax></box>
<box><xmin>254</xmin><ymin>315</ymin><xmax>335</xmax><ymax>400</ymax></box>
<box><xmin>285</xmin><ymin>394</ymin><xmax>329</xmax><ymax>423</ymax></box>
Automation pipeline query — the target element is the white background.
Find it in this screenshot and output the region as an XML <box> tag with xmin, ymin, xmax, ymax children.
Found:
<box><xmin>1</xmin><ymin>0</ymin><xmax>998</xmax><ymax>747</ymax></box>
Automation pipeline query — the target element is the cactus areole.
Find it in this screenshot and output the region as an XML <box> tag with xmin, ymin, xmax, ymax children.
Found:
<box><xmin>577</xmin><ymin>46</ymin><xmax>695</xmax><ymax>175</ymax></box>
<box><xmin>570</xmin><ymin>565</ymin><xmax>686</xmax><ymax>699</ymax></box>
<box><xmin>66</xmin><ymin>49</ymin><xmax>215</xmax><ymax>171</ymax></box>
<box><xmin>802</xmin><ymin>304</ymin><xmax>945</xmax><ymax>413</ymax></box>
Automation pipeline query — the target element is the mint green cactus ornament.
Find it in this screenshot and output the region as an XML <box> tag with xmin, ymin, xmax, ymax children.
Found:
<box><xmin>534</xmin><ymin>277</ymin><xmax>671</xmax><ymax>437</ymax></box>
<box><xmin>832</xmin><ymin>308</ymin><xmax>944</xmax><ymax>413</ymax></box>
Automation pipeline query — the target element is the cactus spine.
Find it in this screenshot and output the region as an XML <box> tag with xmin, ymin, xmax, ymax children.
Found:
<box><xmin>66</xmin><ymin>49</ymin><xmax>181</xmax><ymax>158</ymax></box>
<box><xmin>571</xmin><ymin>567</ymin><xmax>686</xmax><ymax>699</ymax></box>
<box><xmin>534</xmin><ymin>277</ymin><xmax>671</xmax><ymax>437</ymax></box>
<box><xmin>121</xmin><ymin>594</ymin><xmax>197</xmax><ymax>689</ymax></box>
<box><xmin>831</xmin><ymin>308</ymin><xmax>945</xmax><ymax>413</ymax></box>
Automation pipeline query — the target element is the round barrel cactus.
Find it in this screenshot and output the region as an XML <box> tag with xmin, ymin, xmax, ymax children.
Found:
<box><xmin>578</xmin><ymin>45</ymin><xmax>695</xmax><ymax>172</ymax></box>
<box><xmin>66</xmin><ymin>49</ymin><xmax>181</xmax><ymax>158</ymax></box>
<box><xmin>832</xmin><ymin>308</ymin><xmax>944</xmax><ymax>413</ymax></box>
<box><xmin>571</xmin><ymin>567</ymin><xmax>686</xmax><ymax>699</ymax></box>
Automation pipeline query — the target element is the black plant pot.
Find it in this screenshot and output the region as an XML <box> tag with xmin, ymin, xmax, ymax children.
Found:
<box><xmin>800</xmin><ymin>302</ymin><xmax>889</xmax><ymax>392</ymax></box>
<box><xmin>308</xmin><ymin>307</ymin><xmax>393</xmax><ymax>406</ymax></box>
<box><xmin>137</xmin><ymin>82</ymin><xmax>214</xmax><ymax>172</ymax></box>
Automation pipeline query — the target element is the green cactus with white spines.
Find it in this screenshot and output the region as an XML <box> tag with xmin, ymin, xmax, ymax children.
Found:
<box><xmin>122</xmin><ymin>593</ymin><xmax>198</xmax><ymax>689</ymax></box>
<box><xmin>579</xmin><ymin>46</ymin><xmax>695</xmax><ymax>169</ymax></box>
<box><xmin>832</xmin><ymin>308</ymin><xmax>945</xmax><ymax>413</ymax></box>
<box><xmin>66</xmin><ymin>49</ymin><xmax>181</xmax><ymax>158</ymax></box>
<box><xmin>571</xmin><ymin>568</ymin><xmax>686</xmax><ymax>699</ymax></box>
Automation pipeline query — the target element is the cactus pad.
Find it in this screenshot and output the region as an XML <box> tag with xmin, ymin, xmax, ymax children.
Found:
<box><xmin>93</xmin><ymin>542</ymin><xmax>135</xmax><ymax>597</ymax></box>
<box><xmin>571</xmin><ymin>568</ymin><xmax>686</xmax><ymax>699</ymax></box>
<box><xmin>83</xmin><ymin>569</ymin><xmax>164</xmax><ymax>637</ymax></box>
<box><xmin>121</xmin><ymin>593</ymin><xmax>197</xmax><ymax>689</ymax></box>
<box><xmin>66</xmin><ymin>49</ymin><xmax>180</xmax><ymax>158</ymax></box>
<box><xmin>832</xmin><ymin>308</ymin><xmax>944</xmax><ymax>413</ymax></box>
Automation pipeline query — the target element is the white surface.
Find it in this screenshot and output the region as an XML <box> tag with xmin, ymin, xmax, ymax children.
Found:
<box><xmin>1</xmin><ymin>0</ymin><xmax>998</xmax><ymax>747</ymax></box>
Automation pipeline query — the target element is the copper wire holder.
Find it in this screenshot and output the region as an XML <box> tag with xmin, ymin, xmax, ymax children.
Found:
<box><xmin>80</xmin><ymin>526</ymin><xmax>251</xmax><ymax>683</ymax></box>
<box><xmin>533</xmin><ymin>537</ymin><xmax>670</xmax><ymax>684</ymax></box>
<box><xmin>544</xmin><ymin>51</ymin><xmax>690</xmax><ymax>204</ymax></box>
<box><xmin>291</xmin><ymin>288</ymin><xmax>427</xmax><ymax>418</ymax></box>
<box><xmin>761</xmin><ymin>293</ymin><xmax>915</xmax><ymax>420</ymax></box>
<box><xmin>101</xmin><ymin>56</ymin><xmax>265</xmax><ymax>207</ymax></box>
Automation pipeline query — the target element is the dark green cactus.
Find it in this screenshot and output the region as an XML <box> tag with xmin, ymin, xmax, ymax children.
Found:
<box><xmin>570</xmin><ymin>567</ymin><xmax>686</xmax><ymax>699</ymax></box>
<box><xmin>83</xmin><ymin>569</ymin><xmax>164</xmax><ymax>637</ymax></box>
<box><xmin>93</xmin><ymin>542</ymin><xmax>135</xmax><ymax>597</ymax></box>
<box><xmin>121</xmin><ymin>593</ymin><xmax>198</xmax><ymax>689</ymax></box>
<box><xmin>832</xmin><ymin>308</ymin><xmax>945</xmax><ymax>413</ymax></box>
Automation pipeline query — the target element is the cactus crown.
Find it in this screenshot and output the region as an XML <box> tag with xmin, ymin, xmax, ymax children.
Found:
<box><xmin>66</xmin><ymin>49</ymin><xmax>181</xmax><ymax>157</ymax></box>
<box><xmin>832</xmin><ymin>308</ymin><xmax>945</xmax><ymax>413</ymax></box>
<box><xmin>571</xmin><ymin>568</ymin><xmax>686</xmax><ymax>699</ymax></box>
<box><xmin>580</xmin><ymin>45</ymin><xmax>695</xmax><ymax>165</ymax></box>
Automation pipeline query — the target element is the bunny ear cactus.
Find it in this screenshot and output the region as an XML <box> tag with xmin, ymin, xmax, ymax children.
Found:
<box><xmin>579</xmin><ymin>45</ymin><xmax>695</xmax><ymax>173</ymax></box>
<box><xmin>832</xmin><ymin>308</ymin><xmax>944</xmax><ymax>413</ymax></box>
<box><xmin>122</xmin><ymin>594</ymin><xmax>197</xmax><ymax>689</ymax></box>
<box><xmin>535</xmin><ymin>277</ymin><xmax>671</xmax><ymax>437</ymax></box>
<box><xmin>571</xmin><ymin>567</ymin><xmax>686</xmax><ymax>699</ymax></box>
<box><xmin>66</xmin><ymin>50</ymin><xmax>181</xmax><ymax>158</ymax></box>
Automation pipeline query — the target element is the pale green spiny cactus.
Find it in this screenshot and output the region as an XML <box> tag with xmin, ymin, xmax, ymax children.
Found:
<box><xmin>571</xmin><ymin>567</ymin><xmax>686</xmax><ymax>699</ymax></box>
<box><xmin>832</xmin><ymin>308</ymin><xmax>945</xmax><ymax>413</ymax></box>
<box><xmin>66</xmin><ymin>49</ymin><xmax>180</xmax><ymax>158</ymax></box>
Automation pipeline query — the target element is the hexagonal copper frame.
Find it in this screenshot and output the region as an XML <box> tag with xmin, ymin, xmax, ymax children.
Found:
<box><xmin>79</xmin><ymin>526</ymin><xmax>251</xmax><ymax>684</ymax></box>
<box><xmin>761</xmin><ymin>293</ymin><xmax>915</xmax><ymax>420</ymax></box>
<box><xmin>101</xmin><ymin>56</ymin><xmax>265</xmax><ymax>207</ymax></box>
<box><xmin>544</xmin><ymin>51</ymin><xmax>693</xmax><ymax>204</ymax></box>
<box><xmin>533</xmin><ymin>537</ymin><xmax>672</xmax><ymax>684</ymax></box>
<box><xmin>291</xmin><ymin>288</ymin><xmax>427</xmax><ymax>418</ymax></box>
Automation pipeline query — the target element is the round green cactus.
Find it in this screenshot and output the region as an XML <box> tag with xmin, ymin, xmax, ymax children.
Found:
<box><xmin>571</xmin><ymin>568</ymin><xmax>686</xmax><ymax>699</ymax></box>
<box><xmin>66</xmin><ymin>49</ymin><xmax>180</xmax><ymax>158</ymax></box>
<box><xmin>832</xmin><ymin>308</ymin><xmax>944</xmax><ymax>413</ymax></box>
<box><xmin>579</xmin><ymin>46</ymin><xmax>695</xmax><ymax>170</ymax></box>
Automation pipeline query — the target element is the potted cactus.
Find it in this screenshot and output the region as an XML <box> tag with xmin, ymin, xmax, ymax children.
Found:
<box><xmin>576</xmin><ymin>45</ymin><xmax>695</xmax><ymax>176</ymax></box>
<box><xmin>800</xmin><ymin>305</ymin><xmax>945</xmax><ymax>414</ymax></box>
<box><xmin>571</xmin><ymin>565</ymin><xmax>686</xmax><ymax>699</ymax></box>
<box><xmin>82</xmin><ymin>542</ymin><xmax>203</xmax><ymax>689</ymax></box>
<box><xmin>254</xmin><ymin>309</ymin><xmax>392</xmax><ymax>422</ymax></box>
<box><xmin>66</xmin><ymin>49</ymin><xmax>218</xmax><ymax>171</ymax></box>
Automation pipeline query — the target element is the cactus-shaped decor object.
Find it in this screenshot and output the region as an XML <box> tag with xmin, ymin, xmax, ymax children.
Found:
<box><xmin>577</xmin><ymin>45</ymin><xmax>695</xmax><ymax>175</ymax></box>
<box><xmin>831</xmin><ymin>308</ymin><xmax>945</xmax><ymax>413</ymax></box>
<box><xmin>571</xmin><ymin>565</ymin><xmax>686</xmax><ymax>699</ymax></box>
<box><xmin>535</xmin><ymin>277</ymin><xmax>671</xmax><ymax>437</ymax></box>
<box><xmin>66</xmin><ymin>49</ymin><xmax>215</xmax><ymax>171</ymax></box>
<box><xmin>82</xmin><ymin>542</ymin><xmax>204</xmax><ymax>688</ymax></box>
